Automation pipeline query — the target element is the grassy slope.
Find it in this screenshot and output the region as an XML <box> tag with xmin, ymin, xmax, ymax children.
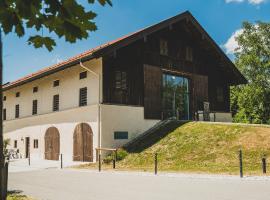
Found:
<box><xmin>79</xmin><ymin>122</ymin><xmax>270</xmax><ymax>175</ymax></box>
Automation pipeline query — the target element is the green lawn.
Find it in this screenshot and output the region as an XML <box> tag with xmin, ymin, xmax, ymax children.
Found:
<box><xmin>79</xmin><ymin>122</ymin><xmax>270</xmax><ymax>175</ymax></box>
<box><xmin>7</xmin><ymin>192</ymin><xmax>33</xmax><ymax>200</ymax></box>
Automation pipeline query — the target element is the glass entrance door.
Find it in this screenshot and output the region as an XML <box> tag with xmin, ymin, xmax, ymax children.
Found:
<box><xmin>162</xmin><ymin>73</ymin><xmax>190</xmax><ymax>120</ymax></box>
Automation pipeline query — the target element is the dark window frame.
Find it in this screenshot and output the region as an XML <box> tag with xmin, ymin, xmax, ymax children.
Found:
<box><xmin>160</xmin><ymin>39</ymin><xmax>169</xmax><ymax>56</ymax></box>
<box><xmin>15</xmin><ymin>104</ymin><xmax>20</xmax><ymax>118</ymax></box>
<box><xmin>33</xmin><ymin>86</ymin><xmax>38</xmax><ymax>93</ymax></box>
<box><xmin>53</xmin><ymin>95</ymin><xmax>60</xmax><ymax>111</ymax></box>
<box><xmin>53</xmin><ymin>80</ymin><xmax>60</xmax><ymax>87</ymax></box>
<box><xmin>14</xmin><ymin>140</ymin><xmax>17</xmax><ymax>148</ymax></box>
<box><xmin>216</xmin><ymin>87</ymin><xmax>224</xmax><ymax>103</ymax></box>
<box><xmin>32</xmin><ymin>99</ymin><xmax>38</xmax><ymax>115</ymax></box>
<box><xmin>114</xmin><ymin>131</ymin><xmax>128</xmax><ymax>140</ymax></box>
<box><xmin>79</xmin><ymin>87</ymin><xmax>88</xmax><ymax>107</ymax></box>
<box><xmin>16</xmin><ymin>92</ymin><xmax>20</xmax><ymax>98</ymax></box>
<box><xmin>115</xmin><ymin>71</ymin><xmax>127</xmax><ymax>91</ymax></box>
<box><xmin>79</xmin><ymin>71</ymin><xmax>87</xmax><ymax>79</ymax></box>
<box><xmin>33</xmin><ymin>139</ymin><xmax>38</xmax><ymax>149</ymax></box>
<box><xmin>3</xmin><ymin>96</ymin><xmax>6</xmax><ymax>101</ymax></box>
<box><xmin>185</xmin><ymin>46</ymin><xmax>193</xmax><ymax>62</ymax></box>
<box><xmin>3</xmin><ymin>108</ymin><xmax>6</xmax><ymax>120</ymax></box>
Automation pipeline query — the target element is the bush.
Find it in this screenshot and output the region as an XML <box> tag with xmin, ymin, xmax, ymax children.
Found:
<box><xmin>116</xmin><ymin>149</ymin><xmax>128</xmax><ymax>161</ymax></box>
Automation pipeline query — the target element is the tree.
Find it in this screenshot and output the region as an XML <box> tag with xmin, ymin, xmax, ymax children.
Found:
<box><xmin>0</xmin><ymin>0</ymin><xmax>112</xmax><ymax>198</ymax></box>
<box><xmin>231</xmin><ymin>21</ymin><xmax>270</xmax><ymax>124</ymax></box>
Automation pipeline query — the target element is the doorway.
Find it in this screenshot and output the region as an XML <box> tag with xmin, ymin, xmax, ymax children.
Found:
<box><xmin>44</xmin><ymin>127</ymin><xmax>60</xmax><ymax>160</ymax></box>
<box><xmin>73</xmin><ymin>123</ymin><xmax>93</xmax><ymax>162</ymax></box>
<box><xmin>162</xmin><ymin>73</ymin><xmax>190</xmax><ymax>120</ymax></box>
<box><xmin>25</xmin><ymin>137</ymin><xmax>30</xmax><ymax>158</ymax></box>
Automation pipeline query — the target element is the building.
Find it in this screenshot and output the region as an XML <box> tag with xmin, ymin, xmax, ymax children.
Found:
<box><xmin>3</xmin><ymin>11</ymin><xmax>246</xmax><ymax>162</ymax></box>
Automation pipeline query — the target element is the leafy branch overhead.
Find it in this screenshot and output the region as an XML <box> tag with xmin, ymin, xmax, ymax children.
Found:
<box><xmin>0</xmin><ymin>0</ymin><xmax>112</xmax><ymax>51</ymax></box>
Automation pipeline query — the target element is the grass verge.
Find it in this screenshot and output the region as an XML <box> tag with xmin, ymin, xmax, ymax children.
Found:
<box><xmin>77</xmin><ymin>122</ymin><xmax>270</xmax><ymax>176</ymax></box>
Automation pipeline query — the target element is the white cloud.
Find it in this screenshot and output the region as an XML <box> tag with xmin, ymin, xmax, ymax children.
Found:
<box><xmin>225</xmin><ymin>0</ymin><xmax>266</xmax><ymax>4</ymax></box>
<box><xmin>51</xmin><ymin>55</ymin><xmax>63</xmax><ymax>64</ymax></box>
<box><xmin>223</xmin><ymin>29</ymin><xmax>243</xmax><ymax>55</ymax></box>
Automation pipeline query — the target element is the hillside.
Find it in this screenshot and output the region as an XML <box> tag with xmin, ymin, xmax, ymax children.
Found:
<box><xmin>81</xmin><ymin>122</ymin><xmax>270</xmax><ymax>175</ymax></box>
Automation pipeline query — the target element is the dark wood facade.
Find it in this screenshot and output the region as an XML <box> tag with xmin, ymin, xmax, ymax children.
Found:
<box><xmin>102</xmin><ymin>13</ymin><xmax>245</xmax><ymax>120</ymax></box>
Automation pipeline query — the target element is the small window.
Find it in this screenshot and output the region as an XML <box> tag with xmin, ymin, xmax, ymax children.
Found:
<box><xmin>79</xmin><ymin>71</ymin><xmax>87</xmax><ymax>79</ymax></box>
<box><xmin>53</xmin><ymin>80</ymin><xmax>60</xmax><ymax>87</ymax></box>
<box><xmin>79</xmin><ymin>87</ymin><xmax>87</xmax><ymax>107</ymax></box>
<box><xmin>115</xmin><ymin>71</ymin><xmax>127</xmax><ymax>90</ymax></box>
<box><xmin>15</xmin><ymin>104</ymin><xmax>20</xmax><ymax>118</ymax></box>
<box><xmin>3</xmin><ymin>108</ymin><xmax>6</xmax><ymax>121</ymax></box>
<box><xmin>3</xmin><ymin>96</ymin><xmax>6</xmax><ymax>101</ymax></box>
<box><xmin>160</xmin><ymin>39</ymin><xmax>168</xmax><ymax>56</ymax></box>
<box><xmin>32</xmin><ymin>100</ymin><xmax>38</xmax><ymax>115</ymax></box>
<box><xmin>114</xmin><ymin>131</ymin><xmax>128</xmax><ymax>140</ymax></box>
<box><xmin>186</xmin><ymin>46</ymin><xmax>193</xmax><ymax>61</ymax></box>
<box><xmin>53</xmin><ymin>95</ymin><xmax>59</xmax><ymax>111</ymax></box>
<box><xmin>16</xmin><ymin>92</ymin><xmax>20</xmax><ymax>97</ymax></box>
<box><xmin>217</xmin><ymin>87</ymin><xmax>224</xmax><ymax>103</ymax></box>
<box><xmin>33</xmin><ymin>86</ymin><xmax>38</xmax><ymax>93</ymax></box>
<box><xmin>33</xmin><ymin>139</ymin><xmax>38</xmax><ymax>149</ymax></box>
<box><xmin>14</xmin><ymin>140</ymin><xmax>17</xmax><ymax>148</ymax></box>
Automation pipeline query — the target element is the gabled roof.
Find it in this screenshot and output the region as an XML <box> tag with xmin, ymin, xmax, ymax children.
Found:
<box><xmin>3</xmin><ymin>11</ymin><xmax>247</xmax><ymax>91</ymax></box>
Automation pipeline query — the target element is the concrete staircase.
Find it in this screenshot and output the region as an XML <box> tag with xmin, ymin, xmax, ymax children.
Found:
<box><xmin>123</xmin><ymin>119</ymin><xmax>185</xmax><ymax>153</ymax></box>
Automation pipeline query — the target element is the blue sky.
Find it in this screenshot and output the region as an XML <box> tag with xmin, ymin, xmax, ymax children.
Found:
<box><xmin>2</xmin><ymin>0</ymin><xmax>270</xmax><ymax>83</ymax></box>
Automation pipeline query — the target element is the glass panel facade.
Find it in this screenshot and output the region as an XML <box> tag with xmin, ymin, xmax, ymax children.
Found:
<box><xmin>162</xmin><ymin>74</ymin><xmax>190</xmax><ymax>120</ymax></box>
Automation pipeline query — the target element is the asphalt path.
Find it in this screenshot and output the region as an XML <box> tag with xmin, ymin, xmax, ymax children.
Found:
<box><xmin>8</xmin><ymin>169</ymin><xmax>270</xmax><ymax>200</ymax></box>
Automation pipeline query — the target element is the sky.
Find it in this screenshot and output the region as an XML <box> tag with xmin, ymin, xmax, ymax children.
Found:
<box><xmin>2</xmin><ymin>0</ymin><xmax>270</xmax><ymax>83</ymax></box>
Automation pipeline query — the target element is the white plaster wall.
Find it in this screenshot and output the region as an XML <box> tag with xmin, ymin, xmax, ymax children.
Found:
<box><xmin>3</xmin><ymin>58</ymin><xmax>102</xmax><ymax>120</ymax></box>
<box><xmin>101</xmin><ymin>104</ymin><xmax>160</xmax><ymax>149</ymax></box>
<box><xmin>4</xmin><ymin>105</ymin><xmax>99</xmax><ymax>162</ymax></box>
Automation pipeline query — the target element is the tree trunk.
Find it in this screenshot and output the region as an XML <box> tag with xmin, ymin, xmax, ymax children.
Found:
<box><xmin>0</xmin><ymin>28</ymin><xmax>6</xmax><ymax>200</ymax></box>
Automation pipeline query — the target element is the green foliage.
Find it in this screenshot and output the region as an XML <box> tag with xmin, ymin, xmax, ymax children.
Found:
<box><xmin>116</xmin><ymin>149</ymin><xmax>128</xmax><ymax>161</ymax></box>
<box><xmin>0</xmin><ymin>0</ymin><xmax>112</xmax><ymax>51</ymax></box>
<box><xmin>231</xmin><ymin>21</ymin><xmax>270</xmax><ymax>124</ymax></box>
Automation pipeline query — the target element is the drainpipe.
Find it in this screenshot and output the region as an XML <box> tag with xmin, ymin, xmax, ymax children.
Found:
<box><xmin>79</xmin><ymin>60</ymin><xmax>101</xmax><ymax>160</ymax></box>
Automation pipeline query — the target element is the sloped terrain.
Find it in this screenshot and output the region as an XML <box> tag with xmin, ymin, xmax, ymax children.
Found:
<box><xmin>117</xmin><ymin>122</ymin><xmax>270</xmax><ymax>175</ymax></box>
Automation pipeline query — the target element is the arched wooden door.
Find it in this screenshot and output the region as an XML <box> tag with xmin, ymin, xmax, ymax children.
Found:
<box><xmin>44</xmin><ymin>127</ymin><xmax>60</xmax><ymax>160</ymax></box>
<box><xmin>73</xmin><ymin>123</ymin><xmax>93</xmax><ymax>162</ymax></box>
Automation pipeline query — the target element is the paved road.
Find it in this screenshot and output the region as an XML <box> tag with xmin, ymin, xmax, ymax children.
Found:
<box><xmin>9</xmin><ymin>169</ymin><xmax>270</xmax><ymax>200</ymax></box>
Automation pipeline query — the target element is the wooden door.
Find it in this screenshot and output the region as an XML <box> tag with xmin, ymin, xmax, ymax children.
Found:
<box><xmin>193</xmin><ymin>74</ymin><xmax>208</xmax><ymax>111</ymax></box>
<box><xmin>25</xmin><ymin>137</ymin><xmax>30</xmax><ymax>158</ymax></box>
<box><xmin>44</xmin><ymin>127</ymin><xmax>60</xmax><ymax>160</ymax></box>
<box><xmin>144</xmin><ymin>65</ymin><xmax>162</xmax><ymax>119</ymax></box>
<box><xmin>73</xmin><ymin>123</ymin><xmax>93</xmax><ymax>162</ymax></box>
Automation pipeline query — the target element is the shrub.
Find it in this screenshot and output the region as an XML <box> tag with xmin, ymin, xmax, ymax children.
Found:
<box><xmin>116</xmin><ymin>149</ymin><xmax>128</xmax><ymax>161</ymax></box>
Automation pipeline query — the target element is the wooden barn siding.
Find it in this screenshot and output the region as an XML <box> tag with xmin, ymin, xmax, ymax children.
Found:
<box><xmin>102</xmin><ymin>20</ymin><xmax>231</xmax><ymax>119</ymax></box>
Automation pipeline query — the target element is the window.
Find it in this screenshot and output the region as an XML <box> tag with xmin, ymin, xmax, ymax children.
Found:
<box><xmin>217</xmin><ymin>87</ymin><xmax>224</xmax><ymax>103</ymax></box>
<box><xmin>186</xmin><ymin>46</ymin><xmax>193</xmax><ymax>61</ymax></box>
<box><xmin>115</xmin><ymin>71</ymin><xmax>127</xmax><ymax>90</ymax></box>
<box><xmin>16</xmin><ymin>92</ymin><xmax>20</xmax><ymax>97</ymax></box>
<box><xmin>53</xmin><ymin>80</ymin><xmax>60</xmax><ymax>87</ymax></box>
<box><xmin>15</xmin><ymin>104</ymin><xmax>19</xmax><ymax>118</ymax></box>
<box><xmin>53</xmin><ymin>95</ymin><xmax>59</xmax><ymax>111</ymax></box>
<box><xmin>14</xmin><ymin>140</ymin><xmax>17</xmax><ymax>148</ymax></box>
<box><xmin>160</xmin><ymin>39</ymin><xmax>168</xmax><ymax>56</ymax></box>
<box><xmin>32</xmin><ymin>100</ymin><xmax>38</xmax><ymax>115</ymax></box>
<box><xmin>79</xmin><ymin>87</ymin><xmax>87</xmax><ymax>106</ymax></box>
<box><xmin>33</xmin><ymin>86</ymin><xmax>38</xmax><ymax>93</ymax></box>
<box><xmin>33</xmin><ymin>139</ymin><xmax>38</xmax><ymax>149</ymax></box>
<box><xmin>79</xmin><ymin>71</ymin><xmax>87</xmax><ymax>79</ymax></box>
<box><xmin>3</xmin><ymin>96</ymin><xmax>6</xmax><ymax>101</ymax></box>
<box><xmin>114</xmin><ymin>131</ymin><xmax>128</xmax><ymax>140</ymax></box>
<box><xmin>3</xmin><ymin>108</ymin><xmax>6</xmax><ymax>120</ymax></box>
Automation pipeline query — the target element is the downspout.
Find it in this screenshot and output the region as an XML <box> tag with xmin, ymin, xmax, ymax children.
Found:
<box><xmin>79</xmin><ymin>60</ymin><xmax>101</xmax><ymax>160</ymax></box>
